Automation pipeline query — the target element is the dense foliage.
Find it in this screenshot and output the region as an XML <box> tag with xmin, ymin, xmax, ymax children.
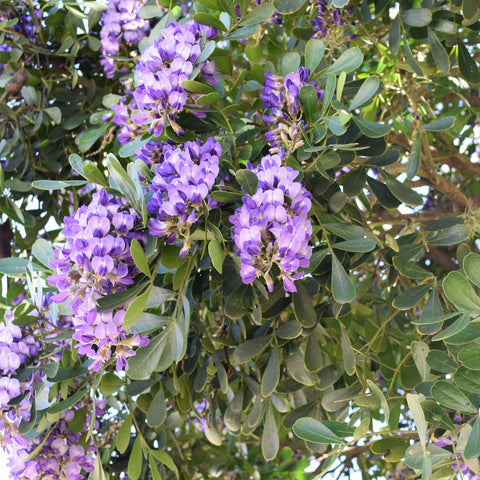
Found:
<box><xmin>1</xmin><ymin>0</ymin><xmax>480</xmax><ymax>478</ymax></box>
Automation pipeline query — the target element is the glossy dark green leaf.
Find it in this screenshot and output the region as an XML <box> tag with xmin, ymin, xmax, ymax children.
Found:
<box><xmin>458</xmin><ymin>42</ymin><xmax>480</xmax><ymax>84</ymax></box>
<box><xmin>402</xmin><ymin>8</ymin><xmax>432</xmax><ymax>27</ymax></box>
<box><xmin>305</xmin><ymin>39</ymin><xmax>325</xmax><ymax>72</ymax></box>
<box><xmin>333</xmin><ymin>238</ymin><xmax>376</xmax><ymax>253</ymax></box>
<box><xmin>403</xmin><ymin>37</ymin><xmax>423</xmax><ymax>75</ymax></box>
<box><xmin>331</xmin><ymin>253</ymin><xmax>356</xmax><ymax>303</ymax></box>
<box><xmin>195</xmin><ymin>92</ymin><xmax>220</xmax><ymax>106</ymax></box>
<box><xmin>428</xmin><ymin>224</ymin><xmax>470</xmax><ymax>246</ymax></box>
<box><xmin>325</xmin><ymin>48</ymin><xmax>364</xmax><ymax>75</ymax></box>
<box><xmin>367</xmin><ymin>175</ymin><xmax>402</xmax><ymax>209</ymax></box>
<box><xmin>322</xmin><ymin>74</ymin><xmax>336</xmax><ymax>115</ymax></box>
<box><xmin>192</xmin><ymin>13</ymin><xmax>226</xmax><ymax>31</ymax></box>
<box><xmin>293</xmin><ymin>417</ymin><xmax>344</xmax><ymax>444</ymax></box>
<box><xmin>305</xmin><ymin>334</ymin><xmax>323</xmax><ymax>373</ymax></box>
<box><xmin>47</xmin><ymin>366</ymin><xmax>89</xmax><ymax>383</ymax></box>
<box><xmin>182</xmin><ymin>80</ymin><xmax>214</xmax><ymax>94</ymax></box>
<box><xmin>443</xmin><ymin>271</ymin><xmax>480</xmax><ymax>313</ymax></box>
<box><xmin>406</xmin><ymin>135</ymin><xmax>421</xmax><ymax>180</ymax></box>
<box><xmin>47</xmin><ymin>388</ymin><xmax>89</xmax><ymax>415</ymax></box>
<box><xmin>431</xmin><ymin>314</ymin><xmax>470</xmax><ymax>341</ymax></box>
<box><xmin>273</xmin><ymin>0</ymin><xmax>307</xmax><ymax>14</ymax></box>
<box><xmin>208</xmin><ymin>239</ymin><xmax>225</xmax><ymax>274</ymax></box>
<box><xmin>454</xmin><ymin>367</ymin><xmax>480</xmax><ymax>393</ymax></box>
<box><xmin>349</xmin><ymin>76</ymin><xmax>380</xmax><ymax>111</ymax></box>
<box><xmin>286</xmin><ymin>347</ymin><xmax>317</xmax><ymax>386</ymax></box>
<box><xmin>233</xmin><ymin>335</ymin><xmax>272</xmax><ymax>364</ymax></box>
<box><xmin>421</xmin><ymin>400</ymin><xmax>455</xmax><ymax>430</ymax></box>
<box><xmin>275</xmin><ymin>320</ymin><xmax>302</xmax><ymax>339</ymax></box>
<box><xmin>428</xmin><ymin>28</ymin><xmax>450</xmax><ymax>74</ymax></box>
<box><xmin>293</xmin><ymin>280</ymin><xmax>317</xmax><ymax>328</ymax></box>
<box><xmin>262</xmin><ymin>402</ymin><xmax>279</xmax><ymax>460</ymax></box>
<box><xmin>127</xmin><ymin>330</ymin><xmax>169</xmax><ymax>380</ymax></box>
<box><xmin>128</xmin><ymin>436</ymin><xmax>143</xmax><ymax>480</ymax></box>
<box><xmin>421</xmin><ymin>116</ymin><xmax>455</xmax><ymax>132</ymax></box>
<box><xmin>262</xmin><ymin>346</ymin><xmax>279</xmax><ymax>397</ymax></box>
<box><xmin>352</xmin><ymin>117</ymin><xmax>390</xmax><ymax>138</ymax></box>
<box><xmin>458</xmin><ymin>345</ymin><xmax>480</xmax><ymax>370</ymax></box>
<box><xmin>463</xmin><ymin>252</ymin><xmax>480</xmax><ymax>288</ymax></box>
<box><xmin>393</xmin><ymin>256</ymin><xmax>432</xmax><ymax>279</ymax></box>
<box><xmin>389</xmin><ymin>15</ymin><xmax>400</xmax><ymax>54</ymax></box>
<box><xmin>380</xmin><ymin>170</ymin><xmax>424</xmax><ymax>206</ymax></box>
<box><xmin>239</xmin><ymin>2</ymin><xmax>274</xmax><ymax>25</ymax></box>
<box><xmin>299</xmin><ymin>84</ymin><xmax>318</xmax><ymax>124</ymax></box>
<box><xmin>393</xmin><ymin>283</ymin><xmax>431</xmax><ymax>310</ymax></box>
<box><xmin>465</xmin><ymin>416</ymin><xmax>480</xmax><ymax>459</ymax></box>
<box><xmin>431</xmin><ymin>380</ymin><xmax>476</xmax><ymax>413</ymax></box>
<box><xmin>99</xmin><ymin>372</ymin><xmax>124</xmax><ymax>396</ymax></box>
<box><xmin>236</xmin><ymin>169</ymin><xmax>258</xmax><ymax>195</ymax></box>
<box><xmin>130</xmin><ymin>238</ymin><xmax>150</xmax><ymax>277</ymax></box>
<box><xmin>427</xmin><ymin>350</ymin><xmax>458</xmax><ymax>373</ymax></box>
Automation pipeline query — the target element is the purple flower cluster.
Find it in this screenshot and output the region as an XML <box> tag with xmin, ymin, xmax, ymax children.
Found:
<box><xmin>261</xmin><ymin>67</ymin><xmax>322</xmax><ymax>153</ymax></box>
<box><xmin>147</xmin><ymin>138</ymin><xmax>220</xmax><ymax>257</ymax></box>
<box><xmin>112</xmin><ymin>95</ymin><xmax>148</xmax><ymax>145</ymax></box>
<box><xmin>132</xmin><ymin>20</ymin><xmax>218</xmax><ymax>137</ymax></box>
<box><xmin>100</xmin><ymin>0</ymin><xmax>150</xmax><ymax>78</ymax></box>
<box><xmin>230</xmin><ymin>150</ymin><xmax>312</xmax><ymax>292</ymax></box>
<box><xmin>310</xmin><ymin>0</ymin><xmax>355</xmax><ymax>44</ymax></box>
<box><xmin>6</xmin><ymin>400</ymin><xmax>106</xmax><ymax>480</ymax></box>
<box><xmin>49</xmin><ymin>190</ymin><xmax>148</xmax><ymax>371</ymax></box>
<box><xmin>135</xmin><ymin>140</ymin><xmax>166</xmax><ymax>167</ymax></box>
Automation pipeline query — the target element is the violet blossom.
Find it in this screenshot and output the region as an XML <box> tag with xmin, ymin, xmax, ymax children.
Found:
<box><xmin>230</xmin><ymin>150</ymin><xmax>313</xmax><ymax>292</ymax></box>
<box><xmin>147</xmin><ymin>137</ymin><xmax>221</xmax><ymax>257</ymax></box>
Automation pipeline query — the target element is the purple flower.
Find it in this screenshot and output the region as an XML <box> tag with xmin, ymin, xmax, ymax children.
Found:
<box><xmin>310</xmin><ymin>0</ymin><xmax>355</xmax><ymax>44</ymax></box>
<box><xmin>132</xmin><ymin>20</ymin><xmax>218</xmax><ymax>137</ymax></box>
<box><xmin>49</xmin><ymin>190</ymin><xmax>148</xmax><ymax>371</ymax></box>
<box><xmin>99</xmin><ymin>0</ymin><xmax>151</xmax><ymax>78</ymax></box>
<box><xmin>230</xmin><ymin>150</ymin><xmax>312</xmax><ymax>292</ymax></box>
<box><xmin>261</xmin><ymin>68</ymin><xmax>322</xmax><ymax>152</ymax></box>
<box><xmin>147</xmin><ymin>138</ymin><xmax>221</xmax><ymax>256</ymax></box>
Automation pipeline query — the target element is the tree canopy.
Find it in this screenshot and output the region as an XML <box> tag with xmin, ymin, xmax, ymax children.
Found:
<box><xmin>1</xmin><ymin>0</ymin><xmax>480</xmax><ymax>478</ymax></box>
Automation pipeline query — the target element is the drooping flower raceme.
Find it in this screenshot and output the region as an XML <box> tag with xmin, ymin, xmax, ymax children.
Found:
<box><xmin>230</xmin><ymin>150</ymin><xmax>313</xmax><ymax>292</ymax></box>
<box><xmin>132</xmin><ymin>20</ymin><xmax>218</xmax><ymax>137</ymax></box>
<box><xmin>112</xmin><ymin>95</ymin><xmax>148</xmax><ymax>145</ymax></box>
<box><xmin>310</xmin><ymin>0</ymin><xmax>355</xmax><ymax>45</ymax></box>
<box><xmin>147</xmin><ymin>138</ymin><xmax>221</xmax><ymax>257</ymax></box>
<box><xmin>261</xmin><ymin>67</ymin><xmax>322</xmax><ymax>153</ymax></box>
<box><xmin>49</xmin><ymin>190</ymin><xmax>148</xmax><ymax>371</ymax></box>
<box><xmin>99</xmin><ymin>0</ymin><xmax>150</xmax><ymax>78</ymax></box>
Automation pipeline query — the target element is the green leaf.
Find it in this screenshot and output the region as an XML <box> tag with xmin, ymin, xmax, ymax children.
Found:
<box><xmin>293</xmin><ymin>280</ymin><xmax>317</xmax><ymax>328</ymax></box>
<box><xmin>32</xmin><ymin>238</ymin><xmax>54</xmax><ymax>269</ymax></box>
<box><xmin>443</xmin><ymin>271</ymin><xmax>480</xmax><ymax>313</ymax></box>
<box><xmin>262</xmin><ymin>346</ymin><xmax>279</xmax><ymax>397</ymax></box>
<box><xmin>366</xmin><ymin>379</ymin><xmax>390</xmax><ymax>423</ymax></box>
<box><xmin>233</xmin><ymin>335</ymin><xmax>272</xmax><ymax>364</ymax></box>
<box><xmin>463</xmin><ymin>252</ymin><xmax>480</xmax><ymax>288</ymax></box>
<box><xmin>150</xmin><ymin>450</ymin><xmax>178</xmax><ymax>475</ymax></box>
<box><xmin>47</xmin><ymin>388</ymin><xmax>89</xmax><ymax>415</ymax></box>
<box><xmin>380</xmin><ymin>170</ymin><xmax>424</xmax><ymax>206</ymax></box>
<box><xmin>428</xmin><ymin>27</ymin><xmax>450</xmax><ymax>74</ymax></box>
<box><xmin>322</xmin><ymin>74</ymin><xmax>336</xmax><ymax>115</ymax></box>
<box><xmin>195</xmin><ymin>92</ymin><xmax>220</xmax><ymax>106</ymax></box>
<box><xmin>239</xmin><ymin>2</ymin><xmax>274</xmax><ymax>25</ymax></box>
<box><xmin>393</xmin><ymin>256</ymin><xmax>432</xmax><ymax>279</ymax></box>
<box><xmin>192</xmin><ymin>13</ymin><xmax>226</xmax><ymax>31</ymax></box>
<box><xmin>352</xmin><ymin>117</ymin><xmax>390</xmax><ymax>138</ymax></box>
<box><xmin>273</xmin><ymin>0</ymin><xmax>307</xmax><ymax>14</ymax></box>
<box><xmin>106</xmin><ymin>153</ymin><xmax>138</xmax><ymax>204</ymax></box>
<box><xmin>130</xmin><ymin>239</ymin><xmax>150</xmax><ymax>277</ymax></box>
<box><xmin>208</xmin><ymin>239</ymin><xmax>225</xmax><ymax>274</ymax></box>
<box><xmin>128</xmin><ymin>436</ymin><xmax>143</xmax><ymax>480</ymax></box>
<box><xmin>281</xmin><ymin>52</ymin><xmax>301</xmax><ymax>76</ymax></box>
<box><xmin>224</xmin><ymin>388</ymin><xmax>243</xmax><ymax>433</ymax></box>
<box><xmin>83</xmin><ymin>164</ymin><xmax>108</xmax><ymax>186</ymax></box>
<box><xmin>405</xmin><ymin>444</ymin><xmax>449</xmax><ymax>470</ymax></box>
<box><xmin>210</xmin><ymin>190</ymin><xmax>244</xmax><ymax>202</ymax></box>
<box><xmin>407</xmin><ymin>394</ymin><xmax>427</xmax><ymax>447</ymax></box>
<box><xmin>428</xmin><ymin>224</ymin><xmax>470</xmax><ymax>246</ymax></box>
<box><xmin>293</xmin><ymin>417</ymin><xmax>344</xmax><ymax>444</ymax></box>
<box><xmin>299</xmin><ymin>84</ymin><xmax>318</xmax><ymax>124</ymax></box>
<box><xmin>406</xmin><ymin>135</ymin><xmax>421</xmax><ymax>180</ymax></box>
<box><xmin>226</xmin><ymin>24</ymin><xmax>260</xmax><ymax>40</ymax></box>
<box><xmin>123</xmin><ymin>287</ymin><xmax>151</xmax><ymax>330</ymax></box>
<box><xmin>286</xmin><ymin>347</ymin><xmax>317</xmax><ymax>385</ymax></box>
<box><xmin>431</xmin><ymin>380</ymin><xmax>477</xmax><ymax>414</ymax></box>
<box><xmin>411</xmin><ymin>341</ymin><xmax>430</xmax><ymax>382</ymax></box>
<box><xmin>389</xmin><ymin>15</ymin><xmax>400</xmax><ymax>54</ymax></box>
<box><xmin>465</xmin><ymin>416</ymin><xmax>480</xmax><ymax>459</ymax></box>
<box><xmin>236</xmin><ymin>169</ymin><xmax>258</xmax><ymax>195</ymax></box>
<box><xmin>99</xmin><ymin>372</ymin><xmax>124</xmax><ymax>396</ymax></box>
<box><xmin>427</xmin><ymin>350</ymin><xmax>458</xmax><ymax>373</ymax></box>
<box><xmin>147</xmin><ymin>386</ymin><xmax>166</xmax><ymax>428</ymax></box>
<box><xmin>349</xmin><ymin>76</ymin><xmax>380</xmax><ymax>111</ymax></box>
<box><xmin>97</xmin><ymin>280</ymin><xmax>149</xmax><ymax>312</ymax></box>
<box><xmin>45</xmin><ymin>106</ymin><xmax>62</xmax><ymax>124</ymax></box>
<box><xmin>421</xmin><ymin>116</ymin><xmax>455</xmax><ymax>131</ymax></box>
<box><xmin>367</xmin><ymin>175</ymin><xmax>402</xmax><ymax>209</ymax></box>
<box><xmin>304</xmin><ymin>334</ymin><xmax>323</xmax><ymax>372</ymax></box>
<box><xmin>333</xmin><ymin>238</ymin><xmax>376</xmax><ymax>253</ymax></box>
<box><xmin>262</xmin><ymin>403</ymin><xmax>279</xmax><ymax>460</ymax></box>
<box><xmin>48</xmin><ymin>367</ymin><xmax>89</xmax><ymax>383</ymax></box>
<box><xmin>331</xmin><ymin>253</ymin><xmax>356</xmax><ymax>303</ymax></box>
<box><xmin>340</xmin><ymin>326</ymin><xmax>355</xmax><ymax>375</ymax></box>
<box><xmin>305</xmin><ymin>39</ymin><xmax>325</xmax><ymax>72</ymax></box>
<box><xmin>127</xmin><ymin>330</ymin><xmax>169</xmax><ymax>380</ymax></box>
<box><xmin>77</xmin><ymin>126</ymin><xmax>106</xmax><ymax>153</ymax></box>
<box><xmin>325</xmin><ymin>48</ymin><xmax>363</xmax><ymax>75</ymax></box>
<box><xmin>421</xmin><ymin>399</ymin><xmax>455</xmax><ymax>430</ymax></box>
<box><xmin>402</xmin><ymin>8</ymin><xmax>432</xmax><ymax>27</ymax></box>
<box><xmin>403</xmin><ymin>37</ymin><xmax>423</xmax><ymax>75</ymax></box>
<box><xmin>431</xmin><ymin>313</ymin><xmax>470</xmax><ymax>341</ymax></box>
<box><xmin>276</xmin><ymin>320</ymin><xmax>302</xmax><ymax>339</ymax></box>
<box><xmin>458</xmin><ymin>345</ymin><xmax>480</xmax><ymax>370</ymax></box>
<box><xmin>458</xmin><ymin>42</ymin><xmax>480</xmax><ymax>84</ymax></box>
<box><xmin>454</xmin><ymin>367</ymin><xmax>480</xmax><ymax>393</ymax></box>
<box><xmin>32</xmin><ymin>179</ymin><xmax>88</xmax><ymax>190</ymax></box>
<box><xmin>182</xmin><ymin>80</ymin><xmax>214</xmax><ymax>94</ymax></box>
